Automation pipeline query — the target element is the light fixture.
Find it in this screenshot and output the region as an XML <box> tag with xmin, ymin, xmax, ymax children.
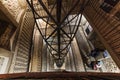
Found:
<box><xmin>26</xmin><ymin>0</ymin><xmax>87</xmax><ymax>67</ymax></box>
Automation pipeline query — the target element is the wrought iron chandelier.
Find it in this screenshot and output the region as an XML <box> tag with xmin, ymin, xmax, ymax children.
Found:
<box><xmin>26</xmin><ymin>0</ymin><xmax>87</xmax><ymax>67</ymax></box>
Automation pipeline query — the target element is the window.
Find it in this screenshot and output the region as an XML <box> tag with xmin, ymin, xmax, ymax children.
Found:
<box><xmin>104</xmin><ymin>0</ymin><xmax>119</xmax><ymax>7</ymax></box>
<box><xmin>85</xmin><ymin>27</ymin><xmax>90</xmax><ymax>35</ymax></box>
<box><xmin>100</xmin><ymin>0</ymin><xmax>119</xmax><ymax>13</ymax></box>
<box><xmin>0</xmin><ymin>56</ymin><xmax>9</xmax><ymax>74</ymax></box>
<box><xmin>115</xmin><ymin>11</ymin><xmax>120</xmax><ymax>20</ymax></box>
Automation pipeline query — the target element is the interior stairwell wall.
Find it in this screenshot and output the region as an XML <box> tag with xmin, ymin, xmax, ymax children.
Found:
<box><xmin>9</xmin><ymin>11</ymin><xmax>34</xmax><ymax>73</ymax></box>
<box><xmin>30</xmin><ymin>29</ymin><xmax>43</xmax><ymax>72</ymax></box>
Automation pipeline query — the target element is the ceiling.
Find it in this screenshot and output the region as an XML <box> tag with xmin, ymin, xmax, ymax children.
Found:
<box><xmin>0</xmin><ymin>10</ymin><xmax>10</xmax><ymax>22</ymax></box>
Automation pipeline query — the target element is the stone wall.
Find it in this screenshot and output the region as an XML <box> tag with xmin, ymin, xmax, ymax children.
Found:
<box><xmin>1</xmin><ymin>0</ymin><xmax>21</xmax><ymax>20</ymax></box>
<box><xmin>1</xmin><ymin>0</ymin><xmax>26</xmax><ymax>23</ymax></box>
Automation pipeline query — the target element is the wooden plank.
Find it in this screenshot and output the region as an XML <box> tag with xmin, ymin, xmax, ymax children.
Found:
<box><xmin>0</xmin><ymin>72</ymin><xmax>120</xmax><ymax>79</ymax></box>
<box><xmin>102</xmin><ymin>23</ymin><xmax>120</xmax><ymax>37</ymax></box>
<box><xmin>113</xmin><ymin>47</ymin><xmax>120</xmax><ymax>53</ymax></box>
<box><xmin>104</xmin><ymin>29</ymin><xmax>118</xmax><ymax>39</ymax></box>
<box><xmin>98</xmin><ymin>20</ymin><xmax>108</xmax><ymax>31</ymax></box>
<box><xmin>83</xmin><ymin>6</ymin><xmax>120</xmax><ymax>68</ymax></box>
<box><xmin>107</xmin><ymin>38</ymin><xmax>120</xmax><ymax>44</ymax></box>
<box><xmin>110</xmin><ymin>39</ymin><xmax>120</xmax><ymax>48</ymax></box>
<box><xmin>107</xmin><ymin>33</ymin><xmax>120</xmax><ymax>43</ymax></box>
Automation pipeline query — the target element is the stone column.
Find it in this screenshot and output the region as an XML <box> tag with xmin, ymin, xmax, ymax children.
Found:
<box><xmin>31</xmin><ymin>30</ymin><xmax>43</xmax><ymax>72</ymax></box>
<box><xmin>46</xmin><ymin>48</ymin><xmax>50</xmax><ymax>71</ymax></box>
<box><xmin>71</xmin><ymin>38</ymin><xmax>85</xmax><ymax>72</ymax></box>
<box><xmin>41</xmin><ymin>42</ymin><xmax>47</xmax><ymax>72</ymax></box>
<box><xmin>65</xmin><ymin>53</ymin><xmax>71</xmax><ymax>71</ymax></box>
<box><xmin>69</xmin><ymin>46</ymin><xmax>76</xmax><ymax>71</ymax></box>
<box><xmin>49</xmin><ymin>54</ymin><xmax>54</xmax><ymax>71</ymax></box>
<box><xmin>37</xmin><ymin>33</ymin><xmax>43</xmax><ymax>72</ymax></box>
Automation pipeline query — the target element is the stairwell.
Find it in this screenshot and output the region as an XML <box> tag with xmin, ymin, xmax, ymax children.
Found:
<box><xmin>10</xmin><ymin>11</ymin><xmax>34</xmax><ymax>73</ymax></box>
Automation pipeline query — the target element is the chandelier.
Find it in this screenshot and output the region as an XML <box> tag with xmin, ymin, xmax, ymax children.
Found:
<box><xmin>26</xmin><ymin>0</ymin><xmax>87</xmax><ymax>67</ymax></box>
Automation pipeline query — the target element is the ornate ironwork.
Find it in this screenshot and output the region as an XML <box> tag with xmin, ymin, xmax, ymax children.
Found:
<box><xmin>26</xmin><ymin>0</ymin><xmax>87</xmax><ymax>67</ymax></box>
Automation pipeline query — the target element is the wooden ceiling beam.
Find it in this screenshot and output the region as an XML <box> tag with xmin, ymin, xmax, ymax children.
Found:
<box><xmin>0</xmin><ymin>72</ymin><xmax>120</xmax><ymax>79</ymax></box>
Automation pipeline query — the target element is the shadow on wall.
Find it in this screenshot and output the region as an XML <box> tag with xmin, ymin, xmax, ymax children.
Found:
<box><xmin>0</xmin><ymin>21</ymin><xmax>16</xmax><ymax>50</ymax></box>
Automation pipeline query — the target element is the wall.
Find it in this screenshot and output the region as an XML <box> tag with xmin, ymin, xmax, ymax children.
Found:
<box><xmin>0</xmin><ymin>48</ymin><xmax>12</xmax><ymax>74</ymax></box>
<box><xmin>1</xmin><ymin>0</ymin><xmax>26</xmax><ymax>23</ymax></box>
<box><xmin>0</xmin><ymin>21</ymin><xmax>16</xmax><ymax>50</ymax></box>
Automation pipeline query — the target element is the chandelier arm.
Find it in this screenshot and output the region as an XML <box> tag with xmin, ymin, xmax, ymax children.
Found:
<box><xmin>72</xmin><ymin>16</ymin><xmax>82</xmax><ymax>39</ymax></box>
<box><xmin>56</xmin><ymin>0</ymin><xmax>62</xmax><ymax>23</ymax></box>
<box><xmin>36</xmin><ymin>21</ymin><xmax>56</xmax><ymax>40</ymax></box>
<box><xmin>60</xmin><ymin>0</ymin><xmax>89</xmax><ymax>41</ymax></box>
<box><xmin>56</xmin><ymin>0</ymin><xmax>62</xmax><ymax>59</ymax></box>
<box><xmin>53</xmin><ymin>1</ymin><xmax>84</xmax><ymax>53</ymax></box>
<box><xmin>61</xmin><ymin>4</ymin><xmax>72</xmax><ymax>38</ymax></box>
<box><xmin>70</xmin><ymin>0</ymin><xmax>90</xmax><ymax>39</ymax></box>
<box><xmin>46</xmin><ymin>28</ymin><xmax>57</xmax><ymax>40</ymax></box>
<box><xmin>47</xmin><ymin>32</ymin><xmax>64</xmax><ymax>55</ymax></box>
<box><xmin>51</xmin><ymin>36</ymin><xmax>57</xmax><ymax>45</ymax></box>
<box><xmin>48</xmin><ymin>33</ymin><xmax>70</xmax><ymax>60</ymax></box>
<box><xmin>35</xmin><ymin>15</ymin><xmax>55</xmax><ymax>29</ymax></box>
<box><xmin>60</xmin><ymin>28</ymin><xmax>72</xmax><ymax>39</ymax></box>
<box><xmin>49</xmin><ymin>36</ymin><xmax>56</xmax><ymax>50</ymax></box>
<box><xmin>59</xmin><ymin>8</ymin><xmax>82</xmax><ymax>41</ymax></box>
<box><xmin>47</xmin><ymin>46</ymin><xmax>57</xmax><ymax>59</ymax></box>
<box><xmin>26</xmin><ymin>0</ymin><xmax>90</xmax><ymax>67</ymax></box>
<box><xmin>26</xmin><ymin>0</ymin><xmax>55</xmax><ymax>29</ymax></box>
<box><xmin>48</xmin><ymin>40</ymin><xmax>60</xmax><ymax>59</ymax></box>
<box><xmin>60</xmin><ymin>35</ymin><xmax>68</xmax><ymax>52</ymax></box>
<box><xmin>60</xmin><ymin>45</ymin><xmax>71</xmax><ymax>59</ymax></box>
<box><xmin>61</xmin><ymin>0</ymin><xmax>90</xmax><ymax>28</ymax></box>
<box><xmin>45</xmin><ymin>22</ymin><xmax>48</xmax><ymax>38</ymax></box>
<box><xmin>60</xmin><ymin>13</ymin><xmax>83</xmax><ymax>53</ymax></box>
<box><xmin>61</xmin><ymin>14</ymin><xmax>80</xmax><ymax>28</ymax></box>
<box><xmin>34</xmin><ymin>13</ymin><xmax>55</xmax><ymax>29</ymax></box>
<box><xmin>38</xmin><ymin>0</ymin><xmax>58</xmax><ymax>25</ymax></box>
<box><xmin>45</xmin><ymin>0</ymin><xmax>57</xmax><ymax>38</ymax></box>
<box><xmin>59</xmin><ymin>0</ymin><xmax>80</xmax><ymax>26</ymax></box>
<box><xmin>59</xmin><ymin>34</ymin><xmax>70</xmax><ymax>54</ymax></box>
<box><xmin>71</xmin><ymin>14</ymin><xmax>80</xmax><ymax>38</ymax></box>
<box><xmin>35</xmin><ymin>20</ymin><xmax>58</xmax><ymax>52</ymax></box>
<box><xmin>64</xmin><ymin>45</ymin><xmax>71</xmax><ymax>58</ymax></box>
<box><xmin>26</xmin><ymin>0</ymin><xmax>57</xmax><ymax>52</ymax></box>
<box><xmin>57</xmin><ymin>0</ymin><xmax>88</xmax><ymax>53</ymax></box>
<box><xmin>61</xmin><ymin>34</ymin><xmax>68</xmax><ymax>46</ymax></box>
<box><xmin>66</xmin><ymin>21</ymin><xmax>72</xmax><ymax>38</ymax></box>
<box><xmin>58</xmin><ymin>32</ymin><xmax>70</xmax><ymax>53</ymax></box>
